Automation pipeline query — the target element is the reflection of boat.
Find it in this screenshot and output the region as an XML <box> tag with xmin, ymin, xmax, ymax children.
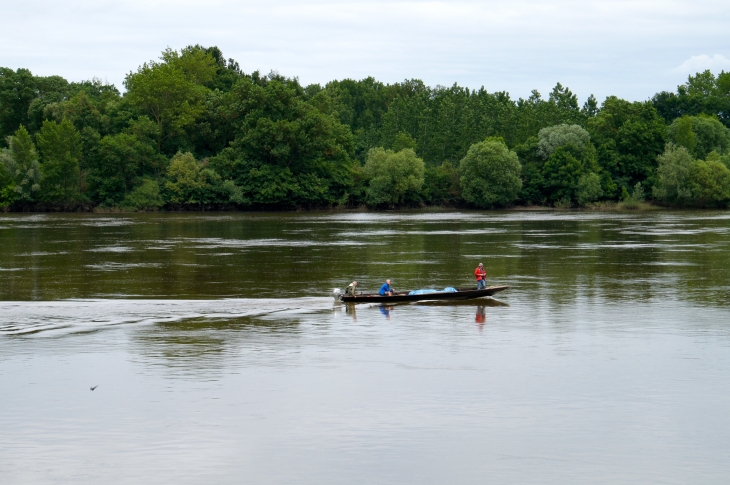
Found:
<box><xmin>336</xmin><ymin>286</ymin><xmax>508</xmax><ymax>304</ymax></box>
<box><xmin>416</xmin><ymin>298</ymin><xmax>509</xmax><ymax>307</ymax></box>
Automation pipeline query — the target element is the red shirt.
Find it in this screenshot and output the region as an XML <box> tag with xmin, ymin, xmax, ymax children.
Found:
<box><xmin>475</xmin><ymin>267</ymin><xmax>486</xmax><ymax>280</ymax></box>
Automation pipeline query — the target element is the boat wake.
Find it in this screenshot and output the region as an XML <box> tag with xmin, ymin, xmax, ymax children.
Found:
<box><xmin>0</xmin><ymin>298</ymin><xmax>333</xmax><ymax>336</ymax></box>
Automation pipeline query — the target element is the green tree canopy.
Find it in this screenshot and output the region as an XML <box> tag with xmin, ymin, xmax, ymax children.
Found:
<box><xmin>653</xmin><ymin>144</ymin><xmax>694</xmax><ymax>205</ymax></box>
<box><xmin>35</xmin><ymin>120</ymin><xmax>82</xmax><ymax>204</ymax></box>
<box><xmin>124</xmin><ymin>47</ymin><xmax>217</xmax><ymax>152</ymax></box>
<box><xmin>588</xmin><ymin>97</ymin><xmax>666</xmax><ymax>195</ymax></box>
<box><xmin>165</xmin><ymin>152</ymin><xmax>222</xmax><ymax>206</ymax></box>
<box><xmin>0</xmin><ymin>125</ymin><xmax>42</xmax><ymax>203</ymax></box>
<box><xmin>667</xmin><ymin>115</ymin><xmax>730</xmax><ymax>159</ymax></box>
<box><xmin>542</xmin><ymin>142</ymin><xmax>602</xmax><ymax>206</ymax></box>
<box><xmin>459</xmin><ymin>138</ymin><xmax>522</xmax><ymax>208</ymax></box>
<box><xmin>363</xmin><ymin>147</ymin><xmax>425</xmax><ymax>206</ymax></box>
<box><xmin>537</xmin><ymin>124</ymin><xmax>591</xmax><ymax>159</ymax></box>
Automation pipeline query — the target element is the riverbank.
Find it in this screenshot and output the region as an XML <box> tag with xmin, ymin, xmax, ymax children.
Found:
<box><xmin>0</xmin><ymin>201</ymin><xmax>710</xmax><ymax>214</ymax></box>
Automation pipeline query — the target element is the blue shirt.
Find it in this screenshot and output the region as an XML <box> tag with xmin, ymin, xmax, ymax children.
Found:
<box><xmin>379</xmin><ymin>283</ymin><xmax>391</xmax><ymax>295</ymax></box>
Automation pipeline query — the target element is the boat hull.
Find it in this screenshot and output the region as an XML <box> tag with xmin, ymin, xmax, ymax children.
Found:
<box><xmin>340</xmin><ymin>285</ymin><xmax>509</xmax><ymax>303</ymax></box>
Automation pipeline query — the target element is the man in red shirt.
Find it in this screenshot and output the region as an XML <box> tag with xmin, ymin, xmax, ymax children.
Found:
<box><xmin>475</xmin><ymin>262</ymin><xmax>487</xmax><ymax>290</ymax></box>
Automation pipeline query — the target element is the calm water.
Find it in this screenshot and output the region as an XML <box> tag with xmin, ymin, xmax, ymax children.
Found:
<box><xmin>1</xmin><ymin>211</ymin><xmax>729</xmax><ymax>484</ymax></box>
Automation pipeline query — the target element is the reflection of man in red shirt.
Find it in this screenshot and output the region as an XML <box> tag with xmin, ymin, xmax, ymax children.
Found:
<box><xmin>475</xmin><ymin>305</ymin><xmax>486</xmax><ymax>328</ymax></box>
<box><xmin>475</xmin><ymin>263</ymin><xmax>487</xmax><ymax>290</ymax></box>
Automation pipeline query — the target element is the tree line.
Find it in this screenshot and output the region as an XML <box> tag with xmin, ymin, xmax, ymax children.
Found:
<box><xmin>2</xmin><ymin>45</ymin><xmax>730</xmax><ymax>211</ymax></box>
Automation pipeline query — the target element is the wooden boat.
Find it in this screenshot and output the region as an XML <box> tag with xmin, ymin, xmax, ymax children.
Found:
<box><xmin>339</xmin><ymin>285</ymin><xmax>509</xmax><ymax>303</ymax></box>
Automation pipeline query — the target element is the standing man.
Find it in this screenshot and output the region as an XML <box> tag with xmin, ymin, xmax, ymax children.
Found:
<box><xmin>475</xmin><ymin>263</ymin><xmax>487</xmax><ymax>290</ymax></box>
<box><xmin>379</xmin><ymin>279</ymin><xmax>394</xmax><ymax>296</ymax></box>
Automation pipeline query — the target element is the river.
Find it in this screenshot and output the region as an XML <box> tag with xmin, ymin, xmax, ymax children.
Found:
<box><xmin>1</xmin><ymin>211</ymin><xmax>729</xmax><ymax>484</ymax></box>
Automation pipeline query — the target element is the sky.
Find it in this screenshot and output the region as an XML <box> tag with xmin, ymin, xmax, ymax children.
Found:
<box><xmin>2</xmin><ymin>0</ymin><xmax>730</xmax><ymax>103</ymax></box>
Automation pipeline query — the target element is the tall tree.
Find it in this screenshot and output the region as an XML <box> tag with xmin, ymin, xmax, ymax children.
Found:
<box><xmin>459</xmin><ymin>138</ymin><xmax>522</xmax><ymax>208</ymax></box>
<box><xmin>0</xmin><ymin>125</ymin><xmax>42</xmax><ymax>204</ymax></box>
<box><xmin>124</xmin><ymin>47</ymin><xmax>217</xmax><ymax>152</ymax></box>
<box><xmin>35</xmin><ymin>119</ymin><xmax>82</xmax><ymax>204</ymax></box>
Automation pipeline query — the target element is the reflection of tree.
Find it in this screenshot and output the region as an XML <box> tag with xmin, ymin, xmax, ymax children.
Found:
<box><xmin>128</xmin><ymin>316</ymin><xmax>301</xmax><ymax>379</ymax></box>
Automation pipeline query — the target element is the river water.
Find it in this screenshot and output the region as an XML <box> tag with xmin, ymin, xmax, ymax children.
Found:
<box><xmin>1</xmin><ymin>211</ymin><xmax>729</xmax><ymax>484</ymax></box>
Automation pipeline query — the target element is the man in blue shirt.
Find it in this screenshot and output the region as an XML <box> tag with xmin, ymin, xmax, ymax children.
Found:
<box><xmin>379</xmin><ymin>279</ymin><xmax>394</xmax><ymax>296</ymax></box>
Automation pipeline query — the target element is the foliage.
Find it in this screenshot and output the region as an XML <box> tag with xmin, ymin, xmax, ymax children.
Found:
<box><xmin>0</xmin><ymin>125</ymin><xmax>42</xmax><ymax>203</ymax></box>
<box><xmin>652</xmin><ymin>70</ymin><xmax>730</xmax><ymax>127</ymax></box>
<box><xmin>423</xmin><ymin>162</ymin><xmax>460</xmax><ymax>205</ymax></box>
<box><xmin>3</xmin><ymin>46</ymin><xmax>730</xmax><ymax>211</ymax></box>
<box><xmin>35</xmin><ymin>120</ymin><xmax>83</xmax><ymax>204</ymax></box>
<box><xmin>164</xmin><ymin>152</ymin><xmax>222</xmax><ymax>206</ymax></box>
<box><xmin>620</xmin><ymin>182</ymin><xmax>645</xmax><ymax>209</ymax></box>
<box><xmin>588</xmin><ymin>97</ymin><xmax>665</xmax><ymax>196</ymax></box>
<box><xmin>208</xmin><ymin>76</ymin><xmax>356</xmax><ymax>207</ymax></box>
<box><xmin>121</xmin><ymin>178</ymin><xmax>164</xmax><ymax>211</ymax></box>
<box><xmin>363</xmin><ymin>147</ymin><xmax>425</xmax><ymax>206</ymax></box>
<box><xmin>459</xmin><ymin>138</ymin><xmax>522</xmax><ymax>208</ymax></box>
<box><xmin>88</xmin><ymin>132</ymin><xmax>164</xmax><ymax>206</ymax></box>
<box><xmin>688</xmin><ymin>159</ymin><xmax>730</xmax><ymax>207</ymax></box>
<box><xmin>653</xmin><ymin>144</ymin><xmax>694</xmax><ymax>205</ymax></box>
<box><xmin>392</xmin><ymin>132</ymin><xmax>417</xmax><ymax>152</ymax></box>
<box><xmin>666</xmin><ymin>115</ymin><xmax>730</xmax><ymax>159</ymax></box>
<box><xmin>542</xmin><ymin>143</ymin><xmax>602</xmax><ymax>206</ymax></box>
<box><xmin>536</xmin><ymin>124</ymin><xmax>591</xmax><ymax>159</ymax></box>
<box><xmin>124</xmin><ymin>47</ymin><xmax>217</xmax><ymax>152</ymax></box>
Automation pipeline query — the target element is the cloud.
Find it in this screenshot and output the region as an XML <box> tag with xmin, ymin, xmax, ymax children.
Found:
<box><xmin>674</xmin><ymin>54</ymin><xmax>730</xmax><ymax>74</ymax></box>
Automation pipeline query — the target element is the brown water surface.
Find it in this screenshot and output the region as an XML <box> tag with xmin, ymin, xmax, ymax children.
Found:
<box><xmin>1</xmin><ymin>211</ymin><xmax>729</xmax><ymax>484</ymax></box>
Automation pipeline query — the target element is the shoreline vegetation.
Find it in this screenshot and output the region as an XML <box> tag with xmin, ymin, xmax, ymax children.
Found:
<box><xmin>2</xmin><ymin>45</ymin><xmax>730</xmax><ymax>213</ymax></box>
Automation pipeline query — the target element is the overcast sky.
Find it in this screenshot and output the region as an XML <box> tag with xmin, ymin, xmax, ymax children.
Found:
<box><xmin>2</xmin><ymin>0</ymin><xmax>729</xmax><ymax>103</ymax></box>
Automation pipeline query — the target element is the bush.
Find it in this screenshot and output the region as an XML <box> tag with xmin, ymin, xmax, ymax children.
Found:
<box><xmin>363</xmin><ymin>147</ymin><xmax>424</xmax><ymax>206</ymax></box>
<box><xmin>653</xmin><ymin>143</ymin><xmax>730</xmax><ymax>207</ymax></box>
<box><xmin>165</xmin><ymin>152</ymin><xmax>223</xmax><ymax>206</ymax></box>
<box><xmin>667</xmin><ymin>115</ymin><xmax>730</xmax><ymax>159</ymax></box>
<box><xmin>576</xmin><ymin>172</ymin><xmax>603</xmax><ymax>206</ymax></box>
<box><xmin>121</xmin><ymin>178</ymin><xmax>164</xmax><ymax>211</ymax></box>
<box><xmin>653</xmin><ymin>144</ymin><xmax>694</xmax><ymax>205</ymax></box>
<box><xmin>688</xmin><ymin>160</ymin><xmax>730</xmax><ymax>207</ymax></box>
<box><xmin>459</xmin><ymin>138</ymin><xmax>522</xmax><ymax>208</ymax></box>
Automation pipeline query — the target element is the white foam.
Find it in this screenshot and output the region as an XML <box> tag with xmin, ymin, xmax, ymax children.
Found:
<box><xmin>0</xmin><ymin>298</ymin><xmax>333</xmax><ymax>336</ymax></box>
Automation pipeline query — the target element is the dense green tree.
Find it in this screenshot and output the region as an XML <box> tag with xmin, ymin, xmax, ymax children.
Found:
<box><xmin>392</xmin><ymin>131</ymin><xmax>417</xmax><ymax>152</ymax></box>
<box><xmin>0</xmin><ymin>68</ymin><xmax>38</xmax><ymax>141</ymax></box>
<box><xmin>6</xmin><ymin>48</ymin><xmax>730</xmax><ymax>211</ymax></box>
<box><xmin>653</xmin><ymin>70</ymin><xmax>730</xmax><ymax>127</ymax></box>
<box><xmin>165</xmin><ymin>152</ymin><xmax>222</xmax><ymax>206</ymax></box>
<box><xmin>459</xmin><ymin>138</ymin><xmax>522</xmax><ymax>208</ymax></box>
<box><xmin>35</xmin><ymin>120</ymin><xmax>83</xmax><ymax>204</ymax></box>
<box><xmin>0</xmin><ymin>125</ymin><xmax>42</xmax><ymax>204</ymax></box>
<box><xmin>423</xmin><ymin>162</ymin><xmax>460</xmax><ymax>205</ymax></box>
<box><xmin>653</xmin><ymin>144</ymin><xmax>694</xmax><ymax>205</ymax></box>
<box><xmin>124</xmin><ymin>47</ymin><xmax>217</xmax><ymax>152</ymax></box>
<box><xmin>536</xmin><ymin>124</ymin><xmax>591</xmax><ymax>159</ymax></box>
<box><xmin>654</xmin><ymin>143</ymin><xmax>730</xmax><ymax>207</ymax></box>
<box><xmin>121</xmin><ymin>178</ymin><xmax>164</xmax><ymax>210</ymax></box>
<box><xmin>666</xmin><ymin>115</ymin><xmax>730</xmax><ymax>159</ymax></box>
<box><xmin>542</xmin><ymin>143</ymin><xmax>602</xmax><ymax>206</ymax></box>
<box><xmin>588</xmin><ymin>97</ymin><xmax>665</xmax><ymax>196</ymax></box>
<box><xmin>0</xmin><ymin>157</ymin><xmax>12</xmax><ymax>207</ymax></box>
<box><xmin>87</xmin><ymin>133</ymin><xmax>163</xmax><ymax>205</ymax></box>
<box><xmin>209</xmin><ymin>76</ymin><xmax>356</xmax><ymax>206</ymax></box>
<box><xmin>363</xmin><ymin>147</ymin><xmax>424</xmax><ymax>206</ymax></box>
<box><xmin>689</xmin><ymin>159</ymin><xmax>730</xmax><ymax>207</ymax></box>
